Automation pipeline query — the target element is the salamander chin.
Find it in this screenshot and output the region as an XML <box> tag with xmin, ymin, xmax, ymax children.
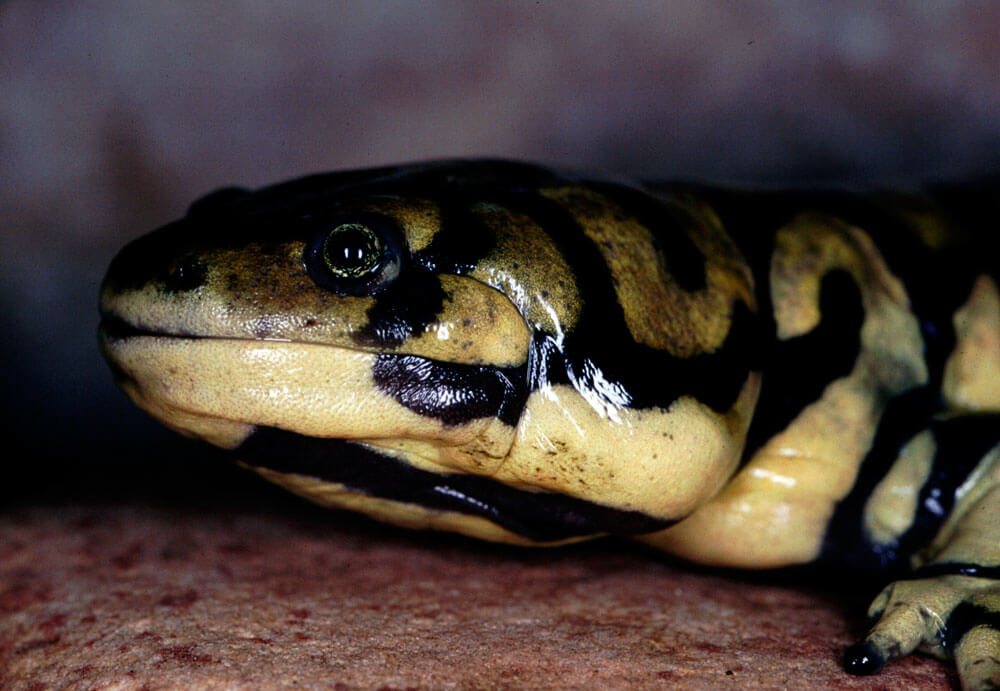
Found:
<box><xmin>236</xmin><ymin>426</ymin><xmax>676</xmax><ymax>543</ymax></box>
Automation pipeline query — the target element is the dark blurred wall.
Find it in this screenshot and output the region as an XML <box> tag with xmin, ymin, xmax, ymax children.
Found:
<box><xmin>2</xmin><ymin>2</ymin><xmax>998</xmax><ymax>494</ymax></box>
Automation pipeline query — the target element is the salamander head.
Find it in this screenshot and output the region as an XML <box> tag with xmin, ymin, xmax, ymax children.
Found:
<box><xmin>99</xmin><ymin>160</ymin><xmax>759</xmax><ymax>544</ymax></box>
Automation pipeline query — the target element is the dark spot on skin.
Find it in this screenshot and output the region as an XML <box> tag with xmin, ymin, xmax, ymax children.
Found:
<box><xmin>303</xmin><ymin>318</ymin><xmax>317</xmax><ymax>327</ymax></box>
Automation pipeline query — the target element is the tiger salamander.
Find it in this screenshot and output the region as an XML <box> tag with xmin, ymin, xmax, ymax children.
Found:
<box><xmin>99</xmin><ymin>160</ymin><xmax>1000</xmax><ymax>687</ymax></box>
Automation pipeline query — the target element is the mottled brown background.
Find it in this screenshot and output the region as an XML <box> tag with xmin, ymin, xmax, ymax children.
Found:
<box><xmin>1</xmin><ymin>2</ymin><xmax>997</xmax><ymax>687</ymax></box>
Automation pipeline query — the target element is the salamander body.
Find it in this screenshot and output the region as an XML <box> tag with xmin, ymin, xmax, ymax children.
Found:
<box><xmin>99</xmin><ymin>160</ymin><xmax>1000</xmax><ymax>687</ymax></box>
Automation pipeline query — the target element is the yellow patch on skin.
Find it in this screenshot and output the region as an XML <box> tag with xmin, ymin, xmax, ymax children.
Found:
<box><xmin>943</xmin><ymin>275</ymin><xmax>1000</xmax><ymax>412</ymax></box>
<box><xmin>468</xmin><ymin>201</ymin><xmax>582</xmax><ymax>334</ymax></box>
<box><xmin>496</xmin><ymin>375</ymin><xmax>759</xmax><ymax>520</ymax></box>
<box><xmin>863</xmin><ymin>431</ymin><xmax>936</xmax><ymax>547</ymax></box>
<box><xmin>365</xmin><ymin>195</ymin><xmax>442</xmax><ymax>253</ymax></box>
<box><xmin>245</xmin><ymin>464</ymin><xmax>582</xmax><ymax>546</ymax></box>
<box><xmin>538</xmin><ymin>187</ymin><xmax>755</xmax><ymax>357</ymax></box>
<box><xmin>99</xmin><ymin>335</ymin><xmax>516</xmax><ymax>473</ymax></box>
<box><xmin>645</xmin><ymin>375</ymin><xmax>890</xmax><ymax>566</ymax></box>
<box><xmin>643</xmin><ymin>217</ymin><xmax>928</xmax><ymax>568</ymax></box>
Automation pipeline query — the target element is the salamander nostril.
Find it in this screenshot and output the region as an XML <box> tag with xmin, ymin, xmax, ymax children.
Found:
<box><xmin>162</xmin><ymin>257</ymin><xmax>207</xmax><ymax>293</ymax></box>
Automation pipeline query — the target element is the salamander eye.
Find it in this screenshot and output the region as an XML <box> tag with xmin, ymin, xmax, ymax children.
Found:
<box><xmin>322</xmin><ymin>223</ymin><xmax>384</xmax><ymax>279</ymax></box>
<box><xmin>304</xmin><ymin>214</ymin><xmax>404</xmax><ymax>295</ymax></box>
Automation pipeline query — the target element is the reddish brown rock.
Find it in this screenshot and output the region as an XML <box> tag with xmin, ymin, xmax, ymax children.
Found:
<box><xmin>1</xmin><ymin>502</ymin><xmax>953</xmax><ymax>689</ymax></box>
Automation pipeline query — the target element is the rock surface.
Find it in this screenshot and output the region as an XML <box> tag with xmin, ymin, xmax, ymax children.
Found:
<box><xmin>1</xmin><ymin>483</ymin><xmax>953</xmax><ymax>689</ymax></box>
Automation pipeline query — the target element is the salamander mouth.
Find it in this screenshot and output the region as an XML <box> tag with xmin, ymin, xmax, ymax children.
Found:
<box><xmin>237</xmin><ymin>426</ymin><xmax>676</xmax><ymax>543</ymax></box>
<box><xmin>99</xmin><ymin>315</ymin><xmax>158</xmax><ymax>341</ymax></box>
<box><xmin>98</xmin><ymin>314</ymin><xmax>211</xmax><ymax>342</ymax></box>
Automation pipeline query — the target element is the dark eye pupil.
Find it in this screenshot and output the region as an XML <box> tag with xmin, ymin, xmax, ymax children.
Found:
<box><xmin>322</xmin><ymin>223</ymin><xmax>383</xmax><ymax>278</ymax></box>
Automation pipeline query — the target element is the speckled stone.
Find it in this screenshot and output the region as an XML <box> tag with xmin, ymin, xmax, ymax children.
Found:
<box><xmin>1</xmin><ymin>502</ymin><xmax>954</xmax><ymax>689</ymax></box>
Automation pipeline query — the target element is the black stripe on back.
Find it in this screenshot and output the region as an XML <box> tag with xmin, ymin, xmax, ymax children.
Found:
<box><xmin>742</xmin><ymin>269</ymin><xmax>865</xmax><ymax>457</ymax></box>
<box><xmin>585</xmin><ymin>182</ymin><xmax>708</xmax><ymax>291</ymax></box>
<box><xmin>496</xmin><ymin>188</ymin><xmax>759</xmax><ymax>414</ymax></box>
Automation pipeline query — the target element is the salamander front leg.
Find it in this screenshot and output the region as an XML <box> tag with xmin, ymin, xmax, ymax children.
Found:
<box><xmin>846</xmin><ymin>483</ymin><xmax>1000</xmax><ymax>690</ymax></box>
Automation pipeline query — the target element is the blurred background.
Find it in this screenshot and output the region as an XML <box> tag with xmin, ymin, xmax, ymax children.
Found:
<box><xmin>2</xmin><ymin>1</ymin><xmax>999</xmax><ymax>505</ymax></box>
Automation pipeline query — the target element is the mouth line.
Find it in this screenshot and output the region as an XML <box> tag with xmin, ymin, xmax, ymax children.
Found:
<box><xmin>99</xmin><ymin>314</ymin><xmax>182</xmax><ymax>341</ymax></box>
<box><xmin>97</xmin><ymin>314</ymin><xmax>312</xmax><ymax>347</ymax></box>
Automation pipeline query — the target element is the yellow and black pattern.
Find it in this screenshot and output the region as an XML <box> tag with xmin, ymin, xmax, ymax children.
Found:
<box><xmin>99</xmin><ymin>160</ymin><xmax>1000</xmax><ymax>688</ymax></box>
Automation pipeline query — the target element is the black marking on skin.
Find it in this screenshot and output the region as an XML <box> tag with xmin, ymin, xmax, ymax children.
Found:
<box><xmin>528</xmin><ymin>301</ymin><xmax>759</xmax><ymax>414</ymax></box>
<box><xmin>907</xmin><ymin>563</ymin><xmax>1000</xmax><ymax>581</ymax></box>
<box><xmin>820</xmin><ymin>387</ymin><xmax>937</xmax><ymax>573</ymax></box>
<box><xmin>372</xmin><ymin>354</ymin><xmax>528</xmax><ymax>427</ymax></box>
<box><xmin>236</xmin><ymin>426</ymin><xmax>675</xmax><ymax>542</ymax></box>
<box><xmin>945</xmin><ymin>603</ymin><xmax>1000</xmax><ymax>651</ymax></box>
<box><xmin>893</xmin><ymin>415</ymin><xmax>1000</xmax><ymax>557</ymax></box>
<box><xmin>822</xmin><ymin>410</ymin><xmax>1000</xmax><ymax>574</ymax></box>
<box><xmin>353</xmin><ymin>272</ymin><xmax>448</xmax><ymax>348</ymax></box>
<box><xmin>411</xmin><ymin>193</ymin><xmax>498</xmax><ymax>274</ymax></box>
<box><xmin>742</xmin><ymin>270</ymin><xmax>865</xmax><ymax>456</ymax></box>
<box><xmin>352</xmin><ymin>190</ymin><xmax>500</xmax><ymax>348</ymax></box>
